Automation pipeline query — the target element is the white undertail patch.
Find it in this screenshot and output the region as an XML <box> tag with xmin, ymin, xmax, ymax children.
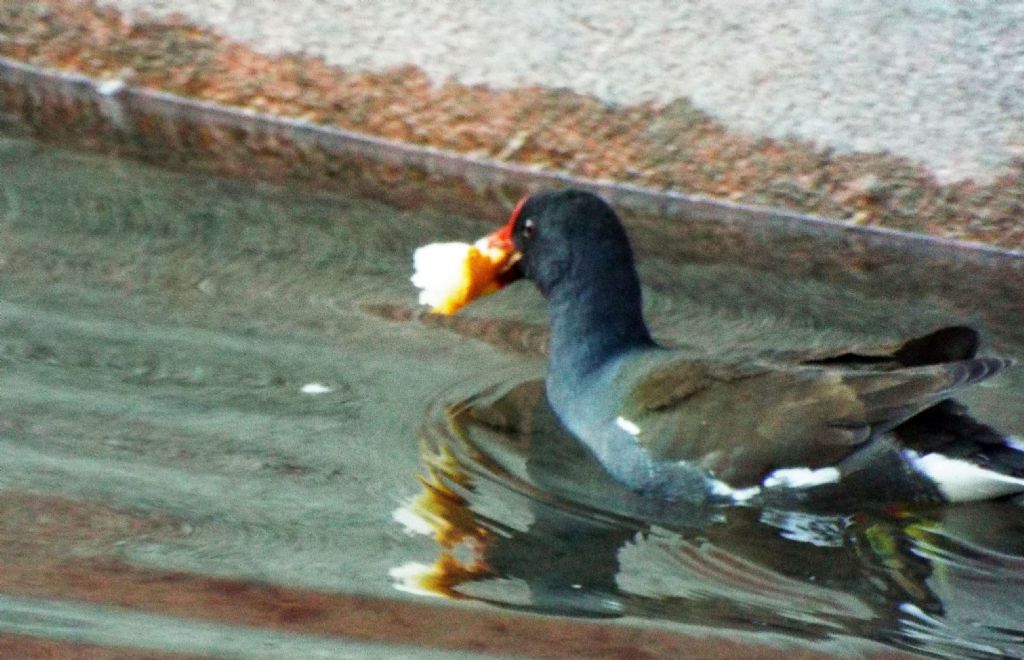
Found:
<box><xmin>903</xmin><ymin>450</ymin><xmax>1024</xmax><ymax>502</ymax></box>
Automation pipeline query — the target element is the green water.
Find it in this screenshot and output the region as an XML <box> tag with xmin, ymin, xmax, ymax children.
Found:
<box><xmin>0</xmin><ymin>135</ymin><xmax>517</xmax><ymax>594</ymax></box>
<box><xmin>1</xmin><ymin>134</ymin><xmax>1022</xmax><ymax>658</ymax></box>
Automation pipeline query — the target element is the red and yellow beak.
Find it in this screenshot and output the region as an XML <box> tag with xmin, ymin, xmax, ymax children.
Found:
<box><xmin>483</xmin><ymin>196</ymin><xmax>525</xmax><ymax>286</ymax></box>
<box><xmin>484</xmin><ymin>197</ymin><xmax>520</xmax><ymax>252</ymax></box>
<box><xmin>410</xmin><ymin>198</ymin><xmax>525</xmax><ymax>316</ymax></box>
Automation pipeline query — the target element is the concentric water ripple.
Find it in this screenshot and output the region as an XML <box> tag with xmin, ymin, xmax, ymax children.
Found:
<box><xmin>395</xmin><ymin>371</ymin><xmax>1024</xmax><ymax>658</ymax></box>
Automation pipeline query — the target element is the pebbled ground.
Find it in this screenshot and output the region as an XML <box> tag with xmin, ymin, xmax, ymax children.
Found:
<box><xmin>2</xmin><ymin>0</ymin><xmax>1023</xmax><ymax>248</ymax></box>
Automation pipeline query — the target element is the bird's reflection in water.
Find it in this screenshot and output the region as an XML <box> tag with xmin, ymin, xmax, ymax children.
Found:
<box><xmin>392</xmin><ymin>375</ymin><xmax>1024</xmax><ymax>658</ymax></box>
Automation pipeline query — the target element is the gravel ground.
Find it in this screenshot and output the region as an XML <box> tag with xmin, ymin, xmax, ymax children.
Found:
<box><xmin>101</xmin><ymin>0</ymin><xmax>1024</xmax><ymax>185</ymax></box>
<box><xmin>2</xmin><ymin>1</ymin><xmax>1023</xmax><ymax>248</ymax></box>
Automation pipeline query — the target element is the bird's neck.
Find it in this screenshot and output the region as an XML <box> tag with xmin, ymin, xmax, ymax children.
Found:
<box><xmin>546</xmin><ymin>265</ymin><xmax>654</xmax><ymax>383</ymax></box>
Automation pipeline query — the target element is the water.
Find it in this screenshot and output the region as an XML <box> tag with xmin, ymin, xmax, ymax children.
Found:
<box><xmin>399</xmin><ymin>375</ymin><xmax>1024</xmax><ymax>658</ymax></box>
<box><xmin>1</xmin><ymin>133</ymin><xmax>1022</xmax><ymax>658</ymax></box>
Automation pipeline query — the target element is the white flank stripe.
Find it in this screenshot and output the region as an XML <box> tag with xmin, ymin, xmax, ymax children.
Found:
<box><xmin>710</xmin><ymin>479</ymin><xmax>761</xmax><ymax>502</ymax></box>
<box><xmin>762</xmin><ymin>466</ymin><xmax>841</xmax><ymax>489</ymax></box>
<box><xmin>615</xmin><ymin>416</ymin><xmax>642</xmax><ymax>436</ymax></box>
<box><xmin>904</xmin><ymin>450</ymin><xmax>1024</xmax><ymax>502</ymax></box>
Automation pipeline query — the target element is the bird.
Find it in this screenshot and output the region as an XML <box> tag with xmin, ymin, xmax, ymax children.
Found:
<box><xmin>466</xmin><ymin>188</ymin><xmax>1024</xmax><ymax>506</ymax></box>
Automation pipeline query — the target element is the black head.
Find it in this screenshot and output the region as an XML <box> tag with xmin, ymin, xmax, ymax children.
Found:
<box><xmin>490</xmin><ymin>189</ymin><xmax>638</xmax><ymax>299</ymax></box>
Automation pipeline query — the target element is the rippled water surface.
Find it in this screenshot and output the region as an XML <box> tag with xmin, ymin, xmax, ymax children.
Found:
<box><xmin>1</xmin><ymin>133</ymin><xmax>1022</xmax><ymax>658</ymax></box>
<box><xmin>400</xmin><ymin>374</ymin><xmax>1024</xmax><ymax>659</ymax></box>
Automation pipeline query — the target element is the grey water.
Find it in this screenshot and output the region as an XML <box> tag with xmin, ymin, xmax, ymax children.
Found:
<box><xmin>1</xmin><ymin>132</ymin><xmax>1022</xmax><ymax>658</ymax></box>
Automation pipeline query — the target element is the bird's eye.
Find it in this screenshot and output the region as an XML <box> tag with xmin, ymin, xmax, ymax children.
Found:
<box><xmin>522</xmin><ymin>218</ymin><xmax>536</xmax><ymax>240</ymax></box>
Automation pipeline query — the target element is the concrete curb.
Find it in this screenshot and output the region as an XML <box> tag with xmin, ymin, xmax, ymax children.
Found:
<box><xmin>2</xmin><ymin>55</ymin><xmax>1021</xmax><ymax>341</ymax></box>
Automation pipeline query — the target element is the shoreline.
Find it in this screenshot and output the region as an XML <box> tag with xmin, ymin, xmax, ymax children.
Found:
<box><xmin>1</xmin><ymin>0</ymin><xmax>1022</xmax><ymax>249</ymax></box>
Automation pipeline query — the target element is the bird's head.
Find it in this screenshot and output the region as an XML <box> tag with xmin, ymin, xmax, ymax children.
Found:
<box><xmin>411</xmin><ymin>189</ymin><xmax>638</xmax><ymax>315</ymax></box>
<box><xmin>485</xmin><ymin>189</ymin><xmax>636</xmax><ymax>298</ymax></box>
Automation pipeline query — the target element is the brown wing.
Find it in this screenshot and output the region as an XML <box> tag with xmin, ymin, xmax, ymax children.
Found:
<box><xmin>619</xmin><ymin>352</ymin><xmax>1010</xmax><ymax>486</ymax></box>
<box><xmin>763</xmin><ymin>325</ymin><xmax>981</xmax><ymax>369</ymax></box>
